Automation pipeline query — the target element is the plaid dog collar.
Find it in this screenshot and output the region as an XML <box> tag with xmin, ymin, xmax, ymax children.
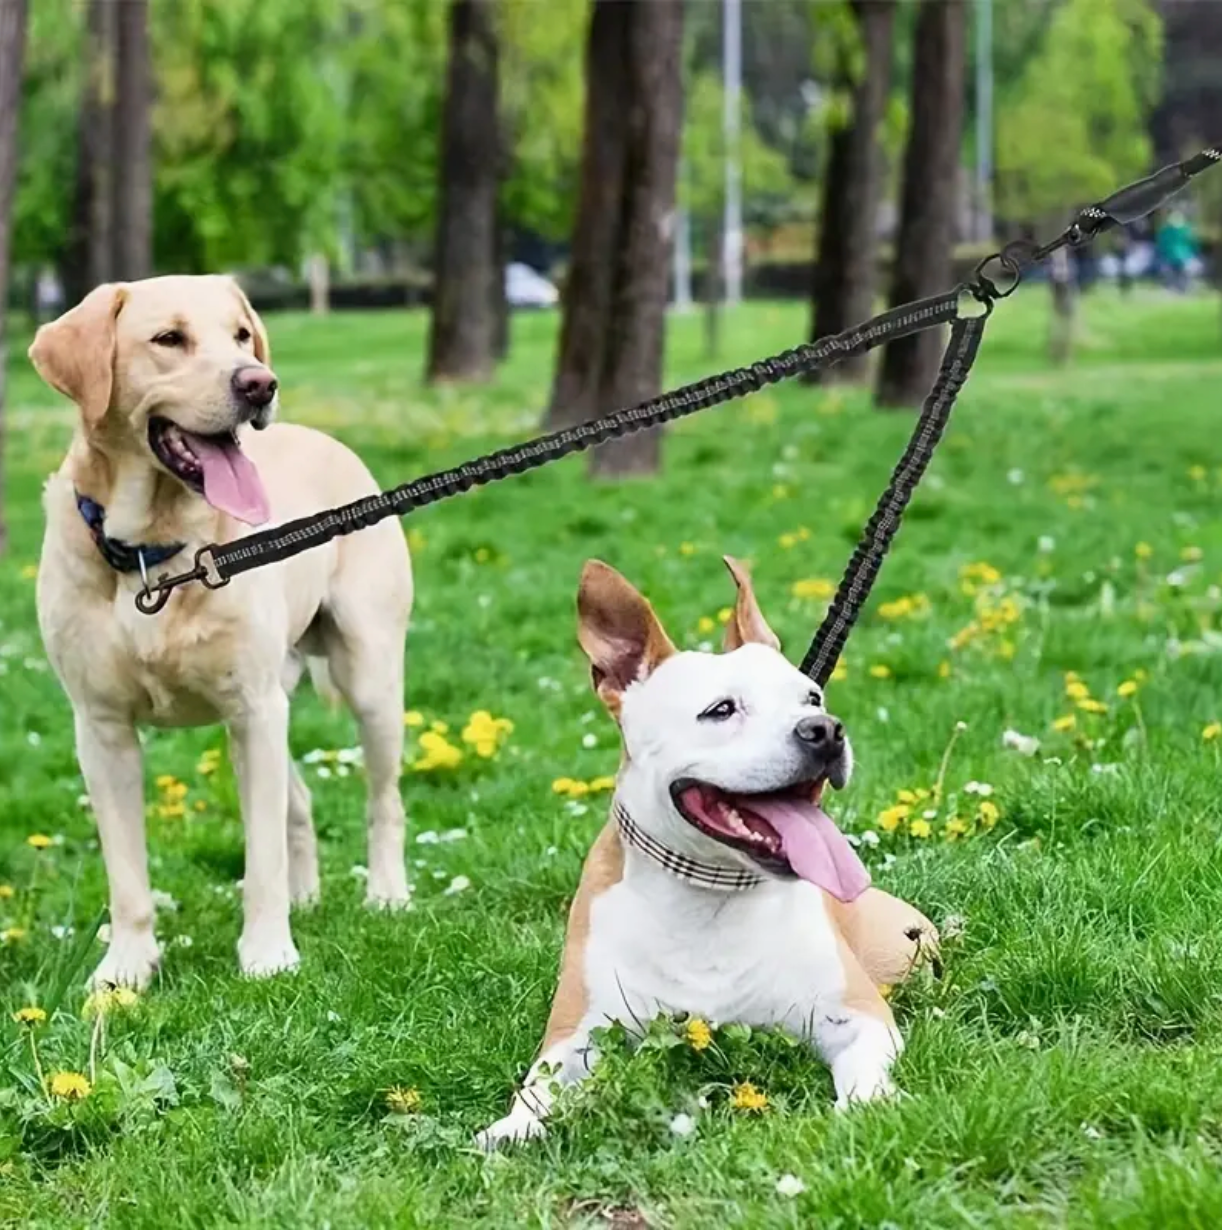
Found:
<box><xmin>613</xmin><ymin>799</ymin><xmax>764</xmax><ymax>892</ymax></box>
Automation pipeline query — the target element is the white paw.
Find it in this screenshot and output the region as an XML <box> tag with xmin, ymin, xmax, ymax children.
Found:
<box><xmin>365</xmin><ymin>873</ymin><xmax>412</xmax><ymax>911</ymax></box>
<box><xmin>834</xmin><ymin>1074</ymin><xmax>897</xmax><ymax>1112</ymax></box>
<box><xmin>237</xmin><ymin>931</ymin><xmax>301</xmax><ymax>978</ymax></box>
<box><xmin>290</xmin><ymin>883</ymin><xmax>321</xmax><ymax>909</ymax></box>
<box><xmin>90</xmin><ymin>933</ymin><xmax>161</xmax><ymax>990</ymax></box>
<box><xmin>475</xmin><ymin>1109</ymin><xmax>547</xmax><ymax>1151</ymax></box>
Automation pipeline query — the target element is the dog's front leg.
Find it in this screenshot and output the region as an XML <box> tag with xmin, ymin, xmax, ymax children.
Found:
<box><xmin>814</xmin><ymin>1005</ymin><xmax>902</xmax><ymax>1110</ymax></box>
<box><xmin>228</xmin><ymin>690</ymin><xmax>299</xmax><ymax>977</ymax></box>
<box><xmin>476</xmin><ymin>1025</ymin><xmax>599</xmax><ymax>1150</ymax></box>
<box><xmin>75</xmin><ymin>712</ymin><xmax>161</xmax><ymax>989</ymax></box>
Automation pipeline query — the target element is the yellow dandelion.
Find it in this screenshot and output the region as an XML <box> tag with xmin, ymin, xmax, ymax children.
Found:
<box><xmin>1065</xmin><ymin>680</ymin><xmax>1090</xmax><ymax>701</ymax></box>
<box><xmin>412</xmin><ymin>731</ymin><xmax>463</xmax><ymax>772</ymax></box>
<box><xmin>978</xmin><ymin>801</ymin><xmax>1000</xmax><ymax>830</ymax></box>
<box><xmin>1181</xmin><ymin>546</ymin><xmax>1203</xmax><ymax>563</ymax></box>
<box><xmin>792</xmin><ymin>577</ymin><xmax>836</xmax><ymax>601</ymax></box>
<box><xmin>82</xmin><ymin>987</ymin><xmax>138</xmax><ymax>1019</ymax></box>
<box><xmin>1135</xmin><ymin>542</ymin><xmax>1153</xmax><ymax>561</ymax></box>
<box><xmin>878</xmin><ymin>984</ymin><xmax>893</xmax><ymax>1001</ymax></box>
<box><xmin>1202</xmin><ymin>722</ymin><xmax>1222</xmax><ymax>742</ymax></box>
<box><xmin>588</xmin><ymin>776</ymin><xmax>616</xmax><ymax>793</ymax></box>
<box><xmin>896</xmin><ymin>789</ymin><xmax>917</xmax><ymax>805</ymax></box>
<box><xmin>0</xmin><ymin>884</ymin><xmax>14</xmax><ymax>899</ymax></box>
<box><xmin>21</xmin><ymin>564</ymin><xmax>37</xmax><ymax>580</ymax></box>
<box><xmin>1076</xmin><ymin>698</ymin><xmax>1108</xmax><ymax>715</ymax></box>
<box><xmin>403</xmin><ymin>710</ymin><xmax>425</xmax><ymax>728</ymax></box>
<box><xmin>12</xmin><ymin>1006</ymin><xmax>46</xmax><ymax>1026</ymax></box>
<box><xmin>696</xmin><ymin>616</ymin><xmax>716</xmax><ymax>634</ymax></box>
<box><xmin>49</xmin><ymin>1072</ymin><xmax>92</xmax><ymax>1101</ymax></box>
<box><xmin>197</xmin><ymin>749</ymin><xmax>222</xmax><ymax>776</ymax></box>
<box><xmin>1</xmin><ymin>927</ymin><xmax>27</xmax><ymax>944</ymax></box>
<box><xmin>430</xmin><ymin>721</ymin><xmax>449</xmax><ymax>735</ymax></box>
<box><xmin>685</xmin><ymin>1018</ymin><xmax>713</xmax><ymax>1052</ymax></box>
<box><xmin>909</xmin><ymin>818</ymin><xmax>933</xmax><ymax>839</ymax></box>
<box><xmin>730</xmin><ymin>1081</ymin><xmax>768</xmax><ymax>1112</ymax></box>
<box><xmin>1052</xmin><ymin>714</ymin><xmax>1076</xmax><ymax>733</ymax></box>
<box><xmin>937</xmin><ymin>660</ymin><xmax>951</xmax><ymax>680</ymax></box>
<box><xmin>868</xmin><ymin>664</ymin><xmax>892</xmax><ymax>680</ymax></box>
<box><xmin>878</xmin><ymin>804</ymin><xmax>909</xmax><ymax>833</ymax></box>
<box><xmin>157</xmin><ymin>803</ymin><xmax>187</xmax><ymax>820</ymax></box>
<box><xmin>552</xmin><ymin>777</ymin><xmax>577</xmax><ymax>795</ymax></box>
<box><xmin>830</xmin><ymin>661</ymin><xmax>848</xmax><ymax>683</ymax></box>
<box><xmin>716</xmin><ymin>607</ymin><xmax>733</xmax><ymax>625</ymax></box>
<box><xmin>943</xmin><ymin>815</ymin><xmax>970</xmax><ymax>841</ymax></box>
<box><xmin>779</xmin><ymin>533</ymin><xmax>798</xmax><ymax>550</ymax></box>
<box><xmin>385</xmin><ymin>1086</ymin><xmax>421</xmax><ymax>1114</ymax></box>
<box><xmin>407</xmin><ymin>528</ymin><xmax>426</xmax><ymax>551</ymax></box>
<box><xmin>679</xmin><ymin>542</ymin><xmax>696</xmax><ymax>557</ymax></box>
<box><xmin>461</xmin><ymin>711</ymin><xmax>513</xmax><ymax>758</ymax></box>
<box><xmin>193</xmin><ymin>800</ymin><xmax>207</xmax><ymax>813</ymax></box>
<box><xmin>26</xmin><ymin>834</ymin><xmax>53</xmax><ymax>850</ymax></box>
<box><xmin>1117</xmin><ymin>680</ymin><xmax>1139</xmax><ymax>698</ymax></box>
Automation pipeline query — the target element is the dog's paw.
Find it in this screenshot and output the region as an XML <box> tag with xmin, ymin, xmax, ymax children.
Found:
<box><xmin>475</xmin><ymin>1109</ymin><xmax>547</xmax><ymax>1152</ymax></box>
<box><xmin>364</xmin><ymin>874</ymin><xmax>413</xmax><ymax>912</ymax></box>
<box><xmin>290</xmin><ymin>884</ymin><xmax>321</xmax><ymax>910</ymax></box>
<box><xmin>834</xmin><ymin>1075</ymin><xmax>898</xmax><ymax>1112</ymax></box>
<box><xmin>237</xmin><ymin>931</ymin><xmax>301</xmax><ymax>979</ymax></box>
<box><xmin>90</xmin><ymin>933</ymin><xmax>161</xmax><ymax>990</ymax></box>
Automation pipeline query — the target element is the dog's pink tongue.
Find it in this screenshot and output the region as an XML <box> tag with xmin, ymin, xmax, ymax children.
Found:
<box><xmin>749</xmin><ymin>795</ymin><xmax>871</xmax><ymax>902</ymax></box>
<box><xmin>185</xmin><ymin>432</ymin><xmax>270</xmax><ymax>526</ymax></box>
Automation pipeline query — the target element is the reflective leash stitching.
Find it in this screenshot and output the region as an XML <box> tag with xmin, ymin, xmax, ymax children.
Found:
<box><xmin>135</xmin><ymin>146</ymin><xmax>1220</xmax><ymax>685</ymax></box>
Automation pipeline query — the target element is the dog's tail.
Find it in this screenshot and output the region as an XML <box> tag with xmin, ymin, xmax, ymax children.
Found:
<box><xmin>307</xmin><ymin>657</ymin><xmax>343</xmax><ymax>709</ymax></box>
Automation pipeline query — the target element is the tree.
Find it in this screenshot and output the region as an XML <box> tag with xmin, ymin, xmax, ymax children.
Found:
<box><xmin>808</xmin><ymin>0</ymin><xmax>896</xmax><ymax>384</ymax></box>
<box><xmin>0</xmin><ymin>0</ymin><xmax>28</xmax><ymax>556</ymax></box>
<box><xmin>426</xmin><ymin>0</ymin><xmax>500</xmax><ymax>384</ymax></box>
<box><xmin>113</xmin><ymin>0</ymin><xmax>152</xmax><ymax>280</ymax></box>
<box><xmin>65</xmin><ymin>0</ymin><xmax>116</xmax><ymax>305</ymax></box>
<box><xmin>875</xmin><ymin>0</ymin><xmax>967</xmax><ymax>410</ymax></box>
<box><xmin>546</xmin><ymin>0</ymin><xmax>685</xmax><ymax>479</ymax></box>
<box><xmin>995</xmin><ymin>0</ymin><xmax>1160</xmax><ymax>224</ymax></box>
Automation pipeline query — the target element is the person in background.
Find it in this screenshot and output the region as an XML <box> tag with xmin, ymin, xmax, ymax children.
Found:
<box><xmin>1156</xmin><ymin>210</ymin><xmax>1198</xmax><ymax>293</ymax></box>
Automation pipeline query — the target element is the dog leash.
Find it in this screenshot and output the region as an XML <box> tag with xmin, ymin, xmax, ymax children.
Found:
<box><xmin>135</xmin><ymin>147</ymin><xmax>1220</xmax><ymax>687</ymax></box>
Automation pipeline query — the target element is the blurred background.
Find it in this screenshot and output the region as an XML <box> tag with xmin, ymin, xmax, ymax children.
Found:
<box><xmin>0</xmin><ymin>0</ymin><xmax>1219</xmax><ymax>513</ymax></box>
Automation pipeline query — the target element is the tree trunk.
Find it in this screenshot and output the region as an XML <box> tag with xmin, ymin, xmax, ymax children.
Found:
<box><xmin>807</xmin><ymin>0</ymin><xmax>896</xmax><ymax>385</ymax></box>
<box><xmin>112</xmin><ymin>0</ymin><xmax>152</xmax><ymax>281</ymax></box>
<box><xmin>491</xmin><ymin>211</ymin><xmax>510</xmax><ymax>361</ymax></box>
<box><xmin>703</xmin><ymin>214</ymin><xmax>723</xmax><ymax>361</ymax></box>
<box><xmin>65</xmin><ymin>0</ymin><xmax>116</xmax><ymax>305</ymax></box>
<box><xmin>545</xmin><ymin>0</ymin><xmax>632</xmax><ymax>430</ymax></box>
<box><xmin>546</xmin><ymin>0</ymin><xmax>684</xmax><ymax>480</ymax></box>
<box><xmin>307</xmin><ymin>254</ymin><xmax>330</xmax><ymax>315</ymax></box>
<box><xmin>0</xmin><ymin>0</ymin><xmax>29</xmax><ymax>557</ymax></box>
<box><xmin>1047</xmin><ymin>245</ymin><xmax>1075</xmax><ymax>366</ymax></box>
<box><xmin>426</xmin><ymin>0</ymin><xmax>500</xmax><ymax>384</ymax></box>
<box><xmin>875</xmin><ymin>0</ymin><xmax>967</xmax><ymax>409</ymax></box>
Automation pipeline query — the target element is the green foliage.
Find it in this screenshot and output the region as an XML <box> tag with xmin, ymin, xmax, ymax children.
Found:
<box><xmin>680</xmin><ymin>70</ymin><xmax>795</xmax><ymax>225</ymax></box>
<box><xmin>12</xmin><ymin>0</ymin><xmax>81</xmax><ymax>269</ymax></box>
<box><xmin>499</xmin><ymin>0</ymin><xmax>587</xmax><ymax>242</ymax></box>
<box><xmin>996</xmin><ymin>0</ymin><xmax>1163</xmax><ymax>220</ymax></box>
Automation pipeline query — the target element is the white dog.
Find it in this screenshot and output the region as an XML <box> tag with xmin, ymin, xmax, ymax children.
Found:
<box><xmin>28</xmin><ymin>276</ymin><xmax>413</xmax><ymax>987</ymax></box>
<box><xmin>479</xmin><ymin>557</ymin><xmax>937</xmax><ymax>1147</ymax></box>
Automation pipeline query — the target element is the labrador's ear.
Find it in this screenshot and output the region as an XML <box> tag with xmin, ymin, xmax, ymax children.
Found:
<box><xmin>722</xmin><ymin>555</ymin><xmax>781</xmax><ymax>652</ymax></box>
<box><xmin>578</xmin><ymin>561</ymin><xmax>675</xmax><ymax>715</ymax></box>
<box><xmin>28</xmin><ymin>284</ymin><xmax>127</xmax><ymax>426</ymax></box>
<box><xmin>228</xmin><ymin>277</ymin><xmax>271</xmax><ymax>366</ymax></box>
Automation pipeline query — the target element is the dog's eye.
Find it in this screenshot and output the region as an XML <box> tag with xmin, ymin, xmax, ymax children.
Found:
<box><xmin>806</xmin><ymin>690</ymin><xmax>823</xmax><ymax>707</ymax></box>
<box><xmin>152</xmin><ymin>330</ymin><xmax>185</xmax><ymax>348</ymax></box>
<box><xmin>699</xmin><ymin>699</ymin><xmax>737</xmax><ymax>721</ymax></box>
<box><xmin>236</xmin><ymin>326</ymin><xmax>252</xmax><ymax>344</ymax></box>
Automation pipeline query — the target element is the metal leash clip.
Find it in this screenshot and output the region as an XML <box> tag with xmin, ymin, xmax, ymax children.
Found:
<box><xmin>135</xmin><ymin>546</ymin><xmax>227</xmax><ymax>615</ymax></box>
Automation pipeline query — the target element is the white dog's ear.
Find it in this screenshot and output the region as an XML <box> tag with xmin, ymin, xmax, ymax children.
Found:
<box><xmin>28</xmin><ymin>283</ymin><xmax>127</xmax><ymax>425</ymax></box>
<box><xmin>228</xmin><ymin>277</ymin><xmax>271</xmax><ymax>366</ymax></box>
<box><xmin>578</xmin><ymin>561</ymin><xmax>675</xmax><ymax>711</ymax></box>
<box><xmin>722</xmin><ymin>556</ymin><xmax>781</xmax><ymax>652</ymax></box>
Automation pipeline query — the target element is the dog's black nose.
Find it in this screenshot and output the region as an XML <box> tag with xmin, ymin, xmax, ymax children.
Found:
<box><xmin>794</xmin><ymin>714</ymin><xmax>844</xmax><ymax>753</ymax></box>
<box><xmin>232</xmin><ymin>366</ymin><xmax>278</xmax><ymax>411</ymax></box>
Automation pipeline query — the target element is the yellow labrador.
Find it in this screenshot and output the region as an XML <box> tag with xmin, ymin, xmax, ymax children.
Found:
<box><xmin>28</xmin><ymin>276</ymin><xmax>413</xmax><ymax>986</ymax></box>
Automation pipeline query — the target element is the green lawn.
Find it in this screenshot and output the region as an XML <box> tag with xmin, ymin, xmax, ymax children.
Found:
<box><xmin>3</xmin><ymin>289</ymin><xmax>1222</xmax><ymax>1227</ymax></box>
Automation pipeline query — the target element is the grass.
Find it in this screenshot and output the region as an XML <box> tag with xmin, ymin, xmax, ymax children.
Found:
<box><xmin>3</xmin><ymin>287</ymin><xmax>1222</xmax><ymax>1226</ymax></box>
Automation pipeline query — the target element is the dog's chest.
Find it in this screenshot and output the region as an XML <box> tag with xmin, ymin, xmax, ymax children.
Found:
<box><xmin>583</xmin><ymin>879</ymin><xmax>848</xmax><ymax>1034</ymax></box>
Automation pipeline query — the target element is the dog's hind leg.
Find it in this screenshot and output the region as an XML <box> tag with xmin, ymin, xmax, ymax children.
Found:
<box><xmin>324</xmin><ymin>612</ymin><xmax>410</xmax><ymax>909</ymax></box>
<box><xmin>287</xmin><ymin>759</ymin><xmax>320</xmax><ymax>905</ymax></box>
